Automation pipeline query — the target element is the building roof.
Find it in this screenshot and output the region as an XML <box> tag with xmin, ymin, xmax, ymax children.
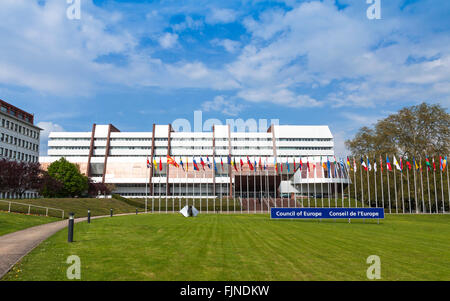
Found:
<box><xmin>0</xmin><ymin>99</ymin><xmax>35</xmax><ymax>125</ymax></box>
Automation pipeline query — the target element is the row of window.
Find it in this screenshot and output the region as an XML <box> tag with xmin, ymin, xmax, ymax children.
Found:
<box><xmin>1</xmin><ymin>133</ymin><xmax>39</xmax><ymax>152</ymax></box>
<box><xmin>49</xmin><ymin>137</ymin><xmax>332</xmax><ymax>143</ymax></box>
<box><xmin>49</xmin><ymin>146</ymin><xmax>330</xmax><ymax>152</ymax></box>
<box><xmin>0</xmin><ymin>147</ymin><xmax>39</xmax><ymax>162</ymax></box>
<box><xmin>1</xmin><ymin>117</ymin><xmax>39</xmax><ymax>140</ymax></box>
<box><xmin>0</xmin><ymin>106</ymin><xmax>32</xmax><ymax>123</ymax></box>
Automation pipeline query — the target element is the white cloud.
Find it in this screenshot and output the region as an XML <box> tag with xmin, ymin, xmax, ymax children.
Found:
<box><xmin>211</xmin><ymin>39</ymin><xmax>241</xmax><ymax>53</ymax></box>
<box><xmin>206</xmin><ymin>8</ymin><xmax>237</xmax><ymax>24</ymax></box>
<box><xmin>37</xmin><ymin>121</ymin><xmax>64</xmax><ymax>156</ymax></box>
<box><xmin>158</xmin><ymin>32</ymin><xmax>179</xmax><ymax>49</ymax></box>
<box><xmin>201</xmin><ymin>95</ymin><xmax>245</xmax><ymax>116</ymax></box>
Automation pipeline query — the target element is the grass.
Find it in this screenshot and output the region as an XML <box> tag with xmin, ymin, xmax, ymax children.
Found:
<box><xmin>0</xmin><ymin>198</ymin><xmax>140</xmax><ymax>218</ymax></box>
<box><xmin>0</xmin><ymin>212</ymin><xmax>59</xmax><ymax>236</ymax></box>
<box><xmin>3</xmin><ymin>214</ymin><xmax>450</xmax><ymax>281</ymax></box>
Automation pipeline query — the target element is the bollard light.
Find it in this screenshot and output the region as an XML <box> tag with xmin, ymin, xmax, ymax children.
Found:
<box><xmin>110</xmin><ymin>208</ymin><xmax>113</xmax><ymax>217</ymax></box>
<box><xmin>87</xmin><ymin>209</ymin><xmax>91</xmax><ymax>224</ymax></box>
<box><xmin>68</xmin><ymin>212</ymin><xmax>75</xmax><ymax>243</ymax></box>
<box><xmin>136</xmin><ymin>208</ymin><xmax>138</xmax><ymax>215</ymax></box>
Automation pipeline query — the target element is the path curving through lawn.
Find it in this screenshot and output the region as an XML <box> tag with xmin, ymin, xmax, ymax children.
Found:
<box><xmin>0</xmin><ymin>213</ymin><xmax>136</xmax><ymax>279</ymax></box>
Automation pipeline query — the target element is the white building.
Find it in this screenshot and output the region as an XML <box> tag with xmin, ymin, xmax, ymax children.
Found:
<box><xmin>0</xmin><ymin>99</ymin><xmax>41</xmax><ymax>199</ymax></box>
<box><xmin>40</xmin><ymin>124</ymin><xmax>349</xmax><ymax>204</ymax></box>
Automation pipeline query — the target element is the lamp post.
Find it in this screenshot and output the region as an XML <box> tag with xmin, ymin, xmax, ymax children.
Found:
<box><xmin>68</xmin><ymin>212</ymin><xmax>74</xmax><ymax>243</ymax></box>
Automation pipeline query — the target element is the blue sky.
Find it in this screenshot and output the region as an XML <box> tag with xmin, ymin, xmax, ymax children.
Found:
<box><xmin>1</xmin><ymin>0</ymin><xmax>449</xmax><ymax>156</ymax></box>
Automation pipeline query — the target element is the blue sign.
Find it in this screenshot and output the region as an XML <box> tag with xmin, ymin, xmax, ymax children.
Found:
<box><xmin>270</xmin><ymin>208</ymin><xmax>384</xmax><ymax>219</ymax></box>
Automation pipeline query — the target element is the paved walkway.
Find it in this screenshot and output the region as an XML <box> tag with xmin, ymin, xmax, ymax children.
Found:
<box><xmin>0</xmin><ymin>213</ymin><xmax>136</xmax><ymax>279</ymax></box>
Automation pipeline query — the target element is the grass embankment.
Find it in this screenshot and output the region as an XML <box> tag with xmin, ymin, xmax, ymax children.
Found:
<box><xmin>0</xmin><ymin>212</ymin><xmax>59</xmax><ymax>236</ymax></box>
<box><xmin>0</xmin><ymin>198</ymin><xmax>139</xmax><ymax>219</ymax></box>
<box><xmin>4</xmin><ymin>214</ymin><xmax>450</xmax><ymax>281</ymax></box>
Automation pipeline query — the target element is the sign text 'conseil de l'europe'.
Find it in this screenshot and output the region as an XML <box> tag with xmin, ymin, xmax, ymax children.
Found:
<box><xmin>270</xmin><ymin>208</ymin><xmax>385</xmax><ymax>219</ymax></box>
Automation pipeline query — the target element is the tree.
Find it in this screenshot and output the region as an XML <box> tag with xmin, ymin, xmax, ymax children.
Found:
<box><xmin>346</xmin><ymin>103</ymin><xmax>450</xmax><ymax>158</ymax></box>
<box><xmin>39</xmin><ymin>171</ymin><xmax>64</xmax><ymax>198</ymax></box>
<box><xmin>47</xmin><ymin>158</ymin><xmax>88</xmax><ymax>197</ymax></box>
<box><xmin>0</xmin><ymin>159</ymin><xmax>42</xmax><ymax>197</ymax></box>
<box><xmin>88</xmin><ymin>180</ymin><xmax>112</xmax><ymax>197</ymax></box>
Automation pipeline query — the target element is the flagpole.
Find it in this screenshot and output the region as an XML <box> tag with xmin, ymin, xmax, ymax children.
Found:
<box><xmin>386</xmin><ymin>156</ymin><xmax>391</xmax><ymax>214</ymax></box>
<box><xmin>420</xmin><ymin>158</ymin><xmax>425</xmax><ymax>213</ymax></box>
<box><xmin>307</xmin><ymin>159</ymin><xmax>310</xmax><ymax>207</ymax></box>
<box><xmin>158</xmin><ymin>158</ymin><xmax>161</xmax><ymax>214</ymax></box>
<box><xmin>447</xmin><ymin>156</ymin><xmax>450</xmax><ymax>213</ymax></box>
<box><xmin>300</xmin><ymin>158</ymin><xmax>304</xmax><ymax>208</ymax></box>
<box><xmin>240</xmin><ymin>159</ymin><xmax>242</xmax><ymax>213</ymax></box>
<box><xmin>328</xmin><ymin>158</ymin><xmax>331</xmax><ymax>208</ymax></box>
<box><xmin>380</xmin><ymin>156</ymin><xmax>384</xmax><ymax>209</ymax></box>
<box><xmin>334</xmin><ymin>160</ymin><xmax>338</xmax><ymax>208</ymax></box>
<box><xmin>313</xmin><ymin>160</ymin><xmax>317</xmax><ymax>208</ymax></box>
<box><xmin>367</xmin><ymin>157</ymin><xmax>371</xmax><ymax>208</ymax></box>
<box><xmin>400</xmin><ymin>162</ymin><xmax>404</xmax><ymax>213</ymax></box>
<box><xmin>393</xmin><ymin>157</ymin><xmax>398</xmax><ymax>214</ymax></box>
<box><xmin>354</xmin><ymin>157</ymin><xmax>358</xmax><ymax>208</ymax></box>
<box><xmin>374</xmin><ymin>159</ymin><xmax>378</xmax><ymax>208</ymax></box>
<box><xmin>145</xmin><ymin>159</ymin><xmax>148</xmax><ymax>214</ymax></box>
<box><xmin>433</xmin><ymin>159</ymin><xmax>437</xmax><ymax>213</ymax></box>
<box><xmin>440</xmin><ymin>165</ymin><xmax>445</xmax><ymax>213</ymax></box>
<box><xmin>260</xmin><ymin>159</ymin><xmax>263</xmax><ymax>212</ymax></box>
<box><xmin>341</xmin><ymin>159</ymin><xmax>344</xmax><ymax>208</ymax></box>
<box><xmin>360</xmin><ymin>159</ymin><xmax>364</xmax><ymax>208</ymax></box>
<box><xmin>179</xmin><ymin>158</ymin><xmax>181</xmax><ymax>213</ymax></box>
<box><xmin>413</xmin><ymin>157</ymin><xmax>418</xmax><ymax>214</ymax></box>
<box><xmin>426</xmin><ymin>161</ymin><xmax>431</xmax><ymax>214</ymax></box>
<box><xmin>407</xmin><ymin>162</ymin><xmax>411</xmax><ymax>213</ymax></box>
<box><xmin>320</xmin><ymin>158</ymin><xmax>324</xmax><ymax>208</ymax></box>
<box><xmin>254</xmin><ymin>158</ymin><xmax>256</xmax><ymax>213</ymax></box>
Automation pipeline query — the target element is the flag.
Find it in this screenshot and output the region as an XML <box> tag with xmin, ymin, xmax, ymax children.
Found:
<box><xmin>346</xmin><ymin>157</ymin><xmax>351</xmax><ymax>169</ymax></box>
<box><xmin>259</xmin><ymin>157</ymin><xmax>262</xmax><ymax>170</ymax></box>
<box><xmin>406</xmin><ymin>159</ymin><xmax>411</xmax><ymax>170</ymax></box>
<box><xmin>373</xmin><ymin>158</ymin><xmax>377</xmax><ymax>172</ymax></box>
<box><xmin>393</xmin><ymin>156</ymin><xmax>401</xmax><ymax>171</ymax></box>
<box><xmin>353</xmin><ymin>157</ymin><xmax>357</xmax><ymax>173</ymax></box>
<box><xmin>221</xmin><ymin>157</ymin><xmax>224</xmax><ymax>171</ymax></box>
<box><xmin>287</xmin><ymin>160</ymin><xmax>290</xmax><ymax>173</ymax></box>
<box><xmin>180</xmin><ymin>157</ymin><xmax>184</xmax><ymax>171</ymax></box>
<box><xmin>281</xmin><ymin>160</ymin><xmax>283</xmax><ymax>172</ymax></box>
<box><xmin>264</xmin><ymin>158</ymin><xmax>267</xmax><ymax>170</ymax></box>
<box><xmin>240</xmin><ymin>158</ymin><xmax>244</xmax><ymax>170</ymax></box>
<box><xmin>186</xmin><ymin>157</ymin><xmax>189</xmax><ymax>171</ymax></box>
<box><xmin>193</xmin><ymin>158</ymin><xmax>199</xmax><ymax>171</ymax></box>
<box><xmin>254</xmin><ymin>159</ymin><xmax>257</xmax><ymax>172</ymax></box>
<box><xmin>414</xmin><ymin>157</ymin><xmax>419</xmax><ymax>170</ymax></box>
<box><xmin>306</xmin><ymin>159</ymin><xmax>310</xmax><ymax>172</ymax></box>
<box><xmin>146</xmin><ymin>157</ymin><xmax>151</xmax><ymax>168</ymax></box>
<box><xmin>200</xmin><ymin>157</ymin><xmax>205</xmax><ymax>170</ymax></box>
<box><xmin>153</xmin><ymin>158</ymin><xmax>158</xmax><ymax>170</ymax></box>
<box><xmin>214</xmin><ymin>160</ymin><xmax>217</xmax><ymax>172</ymax></box>
<box><xmin>361</xmin><ymin>157</ymin><xmax>368</xmax><ymax>171</ymax></box>
<box><xmin>159</xmin><ymin>157</ymin><xmax>162</xmax><ymax>171</ymax></box>
<box><xmin>299</xmin><ymin>158</ymin><xmax>303</xmax><ymax>170</ymax></box>
<box><xmin>440</xmin><ymin>156</ymin><xmax>443</xmax><ymax>171</ymax></box>
<box><xmin>327</xmin><ymin>157</ymin><xmax>331</xmax><ymax>177</ymax></box>
<box><xmin>379</xmin><ymin>155</ymin><xmax>383</xmax><ymax>172</ymax></box>
<box><xmin>400</xmin><ymin>157</ymin><xmax>403</xmax><ymax>171</ymax></box>
<box><xmin>386</xmin><ymin>156</ymin><xmax>392</xmax><ymax>171</ymax></box>
<box><xmin>367</xmin><ymin>157</ymin><xmax>372</xmax><ymax>171</ymax></box>
<box><xmin>227</xmin><ymin>155</ymin><xmax>231</xmax><ymax>165</ymax></box>
<box><xmin>425</xmin><ymin>156</ymin><xmax>431</xmax><ymax>170</ymax></box>
<box><xmin>233</xmin><ymin>158</ymin><xmax>238</xmax><ymax>172</ymax></box>
<box><xmin>432</xmin><ymin>157</ymin><xmax>436</xmax><ymax>171</ymax></box>
<box><xmin>167</xmin><ymin>155</ymin><xmax>179</xmax><ymax>168</ymax></box>
<box><xmin>247</xmin><ymin>156</ymin><xmax>254</xmax><ymax>170</ymax></box>
<box><xmin>443</xmin><ymin>156</ymin><xmax>447</xmax><ymax>171</ymax></box>
<box><xmin>206</xmin><ymin>156</ymin><xmax>211</xmax><ymax>169</ymax></box>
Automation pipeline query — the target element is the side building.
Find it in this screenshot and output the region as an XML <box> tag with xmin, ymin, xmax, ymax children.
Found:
<box><xmin>40</xmin><ymin>124</ymin><xmax>349</xmax><ymax>200</ymax></box>
<box><xmin>0</xmin><ymin>99</ymin><xmax>41</xmax><ymax>198</ymax></box>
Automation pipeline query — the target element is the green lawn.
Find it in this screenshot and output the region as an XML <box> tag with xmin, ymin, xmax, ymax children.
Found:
<box><xmin>0</xmin><ymin>212</ymin><xmax>59</xmax><ymax>236</ymax></box>
<box><xmin>3</xmin><ymin>214</ymin><xmax>450</xmax><ymax>281</ymax></box>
